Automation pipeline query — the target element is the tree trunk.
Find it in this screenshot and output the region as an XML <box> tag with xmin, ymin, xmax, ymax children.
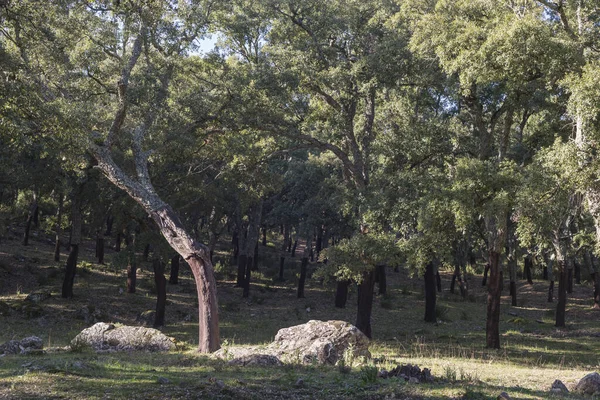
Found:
<box><xmin>356</xmin><ymin>270</ymin><xmax>375</xmax><ymax>338</ymax></box>
<box><xmin>592</xmin><ymin>272</ymin><xmax>600</xmax><ymax>310</ymax></box>
<box><xmin>297</xmin><ymin>257</ymin><xmax>308</xmax><ymax>298</ymax></box>
<box><xmin>335</xmin><ymin>280</ymin><xmax>350</xmax><ymax>308</ymax></box>
<box><xmin>23</xmin><ymin>198</ymin><xmax>38</xmax><ymax>246</ymax></box>
<box><xmin>62</xmin><ymin>190</ymin><xmax>82</xmax><ymax>299</ymax></box>
<box><xmin>567</xmin><ymin>258</ymin><xmax>573</xmax><ymax>294</ymax></box>
<box><xmin>237</xmin><ymin>254</ymin><xmax>247</xmax><ymax>287</ymax></box>
<box><xmin>232</xmin><ymin>230</ymin><xmax>239</xmax><ymax>261</ymax></box>
<box><xmin>556</xmin><ymin>263</ymin><xmax>567</xmax><ymax>327</ymax></box>
<box><xmin>153</xmin><ymin>259</ymin><xmax>166</xmax><ymax>327</ymax></box>
<box><xmin>315</xmin><ymin>226</ymin><xmax>323</xmax><ymax>260</ymax></box>
<box><xmin>524</xmin><ymin>256</ymin><xmax>533</xmax><ymax>284</ymax></box>
<box><xmin>543</xmin><ymin>266</ymin><xmax>548</xmax><ymax>280</ymax></box>
<box><xmin>291</xmin><ymin>239</ymin><xmax>298</xmax><ymax>257</ymax></box>
<box><xmin>115</xmin><ymin>232</ymin><xmax>121</xmax><ymax>252</ymax></box>
<box><xmin>424</xmin><ymin>262</ymin><xmax>437</xmax><ymax>323</ymax></box>
<box><xmin>96</xmin><ymin>231</ymin><xmax>105</xmax><ymax>264</ymax></box>
<box><xmin>482</xmin><ymin>263</ymin><xmax>490</xmax><ymax>286</ymax></box>
<box><xmin>169</xmin><ymin>255</ymin><xmax>180</xmax><ymax>284</ymax></box>
<box><xmin>127</xmin><ymin>254</ymin><xmax>137</xmax><ymax>293</ymax></box>
<box><xmin>252</xmin><ymin>242</ymin><xmax>259</xmax><ymax>271</ymax></box>
<box><xmin>574</xmin><ymin>260</ymin><xmax>581</xmax><ymax>284</ymax></box>
<box><xmin>105</xmin><ymin>214</ymin><xmax>114</xmax><ymax>236</ymax></box>
<box><xmin>509</xmin><ymin>255</ymin><xmax>517</xmax><ymax>307</ymax></box>
<box><xmin>278</xmin><ymin>256</ymin><xmax>285</xmax><ymax>281</ymax></box>
<box><xmin>61</xmin><ymin>244</ymin><xmax>79</xmax><ymax>299</ymax></box>
<box><xmin>243</xmin><ymin>256</ymin><xmax>251</xmax><ymax>298</ymax></box>
<box><xmin>377</xmin><ymin>264</ymin><xmax>387</xmax><ymax>295</ymax></box>
<box><xmin>436</xmin><ymin>271</ymin><xmax>442</xmax><ymax>293</ymax></box>
<box><xmin>262</xmin><ymin>225</ymin><xmax>267</xmax><ymax>246</ymax></box>
<box><xmin>486</xmin><ymin>251</ymin><xmax>502</xmax><ymax>349</ymax></box>
<box><xmin>450</xmin><ymin>266</ymin><xmax>458</xmax><ymax>294</ymax></box>
<box><xmin>54</xmin><ymin>193</ymin><xmax>63</xmax><ymax>262</ymax></box>
<box><xmin>143</xmin><ymin>243</ymin><xmax>151</xmax><ymax>262</ymax></box>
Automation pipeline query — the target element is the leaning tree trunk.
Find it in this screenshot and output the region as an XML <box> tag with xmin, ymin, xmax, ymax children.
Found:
<box><xmin>424</xmin><ymin>261</ymin><xmax>437</xmax><ymax>323</ymax></box>
<box><xmin>23</xmin><ymin>197</ymin><xmax>38</xmax><ymax>246</ymax></box>
<box><xmin>54</xmin><ymin>193</ymin><xmax>64</xmax><ymax>262</ymax></box>
<box><xmin>356</xmin><ymin>270</ymin><xmax>375</xmax><ymax>338</ymax></box>
<box><xmin>486</xmin><ymin>250</ymin><xmax>502</xmax><ymax>349</ymax></box>
<box><xmin>62</xmin><ymin>190</ymin><xmax>82</xmax><ymax>299</ymax></box>
<box><xmin>92</xmin><ymin>144</ymin><xmax>220</xmax><ymax>353</ymax></box>
<box><xmin>153</xmin><ymin>259</ymin><xmax>167</xmax><ymax>327</ymax></box>
<box><xmin>482</xmin><ymin>263</ymin><xmax>490</xmax><ymax>286</ymax></box>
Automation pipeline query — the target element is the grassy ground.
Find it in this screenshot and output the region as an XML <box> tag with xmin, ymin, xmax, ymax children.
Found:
<box><xmin>1</xmin><ymin>225</ymin><xmax>599</xmax><ymax>399</ymax></box>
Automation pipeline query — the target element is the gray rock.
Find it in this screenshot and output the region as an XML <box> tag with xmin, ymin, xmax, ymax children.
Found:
<box><xmin>0</xmin><ymin>336</ymin><xmax>43</xmax><ymax>355</ymax></box>
<box><xmin>295</xmin><ymin>378</ymin><xmax>304</xmax><ymax>387</ymax></box>
<box><xmin>378</xmin><ymin>369</ymin><xmax>389</xmax><ymax>379</ymax></box>
<box><xmin>26</xmin><ymin>291</ymin><xmax>51</xmax><ymax>303</ymax></box>
<box><xmin>157</xmin><ymin>377</ymin><xmax>170</xmax><ymax>384</ymax></box>
<box><xmin>408</xmin><ymin>377</ymin><xmax>419</xmax><ymax>384</ymax></box>
<box><xmin>268</xmin><ymin>320</ymin><xmax>370</xmax><ymax>365</ymax></box>
<box><xmin>70</xmin><ymin>322</ymin><xmax>176</xmax><ymax>352</ymax></box>
<box><xmin>388</xmin><ymin>364</ymin><xmax>433</xmax><ymax>383</ymax></box>
<box><xmin>575</xmin><ymin>372</ymin><xmax>600</xmax><ymax>395</ymax></box>
<box><xmin>228</xmin><ymin>354</ymin><xmax>283</xmax><ymax>367</ymax></box>
<box><xmin>551</xmin><ymin>379</ymin><xmax>568</xmax><ymax>393</ymax></box>
<box><xmin>497</xmin><ymin>392</ymin><xmax>512</xmax><ymax>400</ymax></box>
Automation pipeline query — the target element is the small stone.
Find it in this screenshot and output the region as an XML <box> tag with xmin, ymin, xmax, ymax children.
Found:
<box><xmin>508</xmin><ymin>312</ymin><xmax>518</xmax><ymax>316</ymax></box>
<box><xmin>26</xmin><ymin>291</ymin><xmax>51</xmax><ymax>303</ymax></box>
<box><xmin>497</xmin><ymin>392</ymin><xmax>512</xmax><ymax>400</ymax></box>
<box><xmin>157</xmin><ymin>377</ymin><xmax>170</xmax><ymax>384</ymax></box>
<box><xmin>306</xmin><ymin>307</ymin><xmax>311</xmax><ymax>313</ymax></box>
<box><xmin>215</xmin><ymin>380</ymin><xmax>225</xmax><ymax>389</ymax></box>
<box><xmin>295</xmin><ymin>378</ymin><xmax>304</xmax><ymax>387</ymax></box>
<box><xmin>408</xmin><ymin>377</ymin><xmax>419</xmax><ymax>384</ymax></box>
<box><xmin>551</xmin><ymin>379</ymin><xmax>568</xmax><ymax>393</ymax></box>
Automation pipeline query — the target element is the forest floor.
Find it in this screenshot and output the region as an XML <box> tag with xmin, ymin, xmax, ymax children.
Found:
<box><xmin>0</xmin><ymin>224</ymin><xmax>599</xmax><ymax>399</ymax></box>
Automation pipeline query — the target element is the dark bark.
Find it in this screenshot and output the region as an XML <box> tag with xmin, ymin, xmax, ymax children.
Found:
<box><xmin>127</xmin><ymin>255</ymin><xmax>137</xmax><ymax>293</ymax></box>
<box><xmin>486</xmin><ymin>251</ymin><xmax>502</xmax><ymax>349</ymax></box>
<box><xmin>482</xmin><ymin>263</ymin><xmax>490</xmax><ymax>286</ymax></box>
<box><xmin>115</xmin><ymin>232</ymin><xmax>121</xmax><ymax>252</ymax></box>
<box><xmin>252</xmin><ymin>242</ymin><xmax>259</xmax><ymax>271</ymax></box>
<box><xmin>356</xmin><ymin>271</ymin><xmax>375</xmax><ymax>338</ymax></box>
<box><xmin>297</xmin><ymin>257</ymin><xmax>308</xmax><ymax>298</ymax></box>
<box><xmin>243</xmin><ymin>256</ymin><xmax>251</xmax><ymax>298</ymax></box>
<box><xmin>105</xmin><ymin>214</ymin><xmax>114</xmax><ymax>236</ymax></box>
<box><xmin>96</xmin><ymin>232</ymin><xmax>105</xmax><ymax>264</ymax></box>
<box><xmin>424</xmin><ymin>262</ymin><xmax>437</xmax><ymax>323</ymax></box>
<box><xmin>278</xmin><ymin>256</ymin><xmax>285</xmax><ymax>281</ymax></box>
<box><xmin>543</xmin><ymin>266</ymin><xmax>548</xmax><ymax>280</ymax></box>
<box><xmin>61</xmin><ymin>244</ymin><xmax>79</xmax><ymax>299</ymax></box>
<box><xmin>556</xmin><ymin>264</ymin><xmax>567</xmax><ymax>327</ymax></box>
<box><xmin>377</xmin><ymin>264</ymin><xmax>387</xmax><ymax>295</ymax></box>
<box><xmin>574</xmin><ymin>260</ymin><xmax>581</xmax><ymax>284</ymax></box>
<box><xmin>567</xmin><ymin>259</ymin><xmax>573</xmax><ymax>294</ymax></box>
<box><xmin>169</xmin><ymin>255</ymin><xmax>180</xmax><ymax>284</ymax></box>
<box><xmin>315</xmin><ymin>227</ymin><xmax>323</xmax><ymax>259</ymax></box>
<box><xmin>291</xmin><ymin>239</ymin><xmax>298</xmax><ymax>257</ymax></box>
<box><xmin>592</xmin><ymin>272</ymin><xmax>600</xmax><ymax>309</ymax></box>
<box><xmin>436</xmin><ymin>271</ymin><xmax>442</xmax><ymax>293</ymax></box>
<box><xmin>450</xmin><ymin>265</ymin><xmax>459</xmax><ymax>294</ymax></box>
<box><xmin>236</xmin><ymin>254</ymin><xmax>247</xmax><ymax>287</ymax></box>
<box><xmin>23</xmin><ymin>200</ymin><xmax>38</xmax><ymax>246</ymax></box>
<box><xmin>232</xmin><ymin>231</ymin><xmax>239</xmax><ymax>261</ymax></box>
<box><xmin>335</xmin><ymin>280</ymin><xmax>350</xmax><ymax>308</ymax></box>
<box><xmin>153</xmin><ymin>259</ymin><xmax>167</xmax><ymax>327</ymax></box>
<box><xmin>510</xmin><ymin>281</ymin><xmax>517</xmax><ymax>307</ymax></box>
<box><xmin>524</xmin><ymin>256</ymin><xmax>534</xmax><ymax>284</ymax></box>
<box><xmin>143</xmin><ymin>243</ymin><xmax>151</xmax><ymax>262</ymax></box>
<box><xmin>54</xmin><ymin>193</ymin><xmax>64</xmax><ymax>262</ymax></box>
<box><xmin>548</xmin><ymin>280</ymin><xmax>554</xmax><ymax>303</ymax></box>
<box><xmin>62</xmin><ymin>190</ymin><xmax>82</xmax><ymax>299</ymax></box>
<box><xmin>262</xmin><ymin>226</ymin><xmax>267</xmax><ymax>246</ymax></box>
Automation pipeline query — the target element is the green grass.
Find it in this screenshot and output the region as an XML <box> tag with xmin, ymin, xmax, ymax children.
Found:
<box><xmin>1</xmin><ymin>228</ymin><xmax>600</xmax><ymax>399</ymax></box>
